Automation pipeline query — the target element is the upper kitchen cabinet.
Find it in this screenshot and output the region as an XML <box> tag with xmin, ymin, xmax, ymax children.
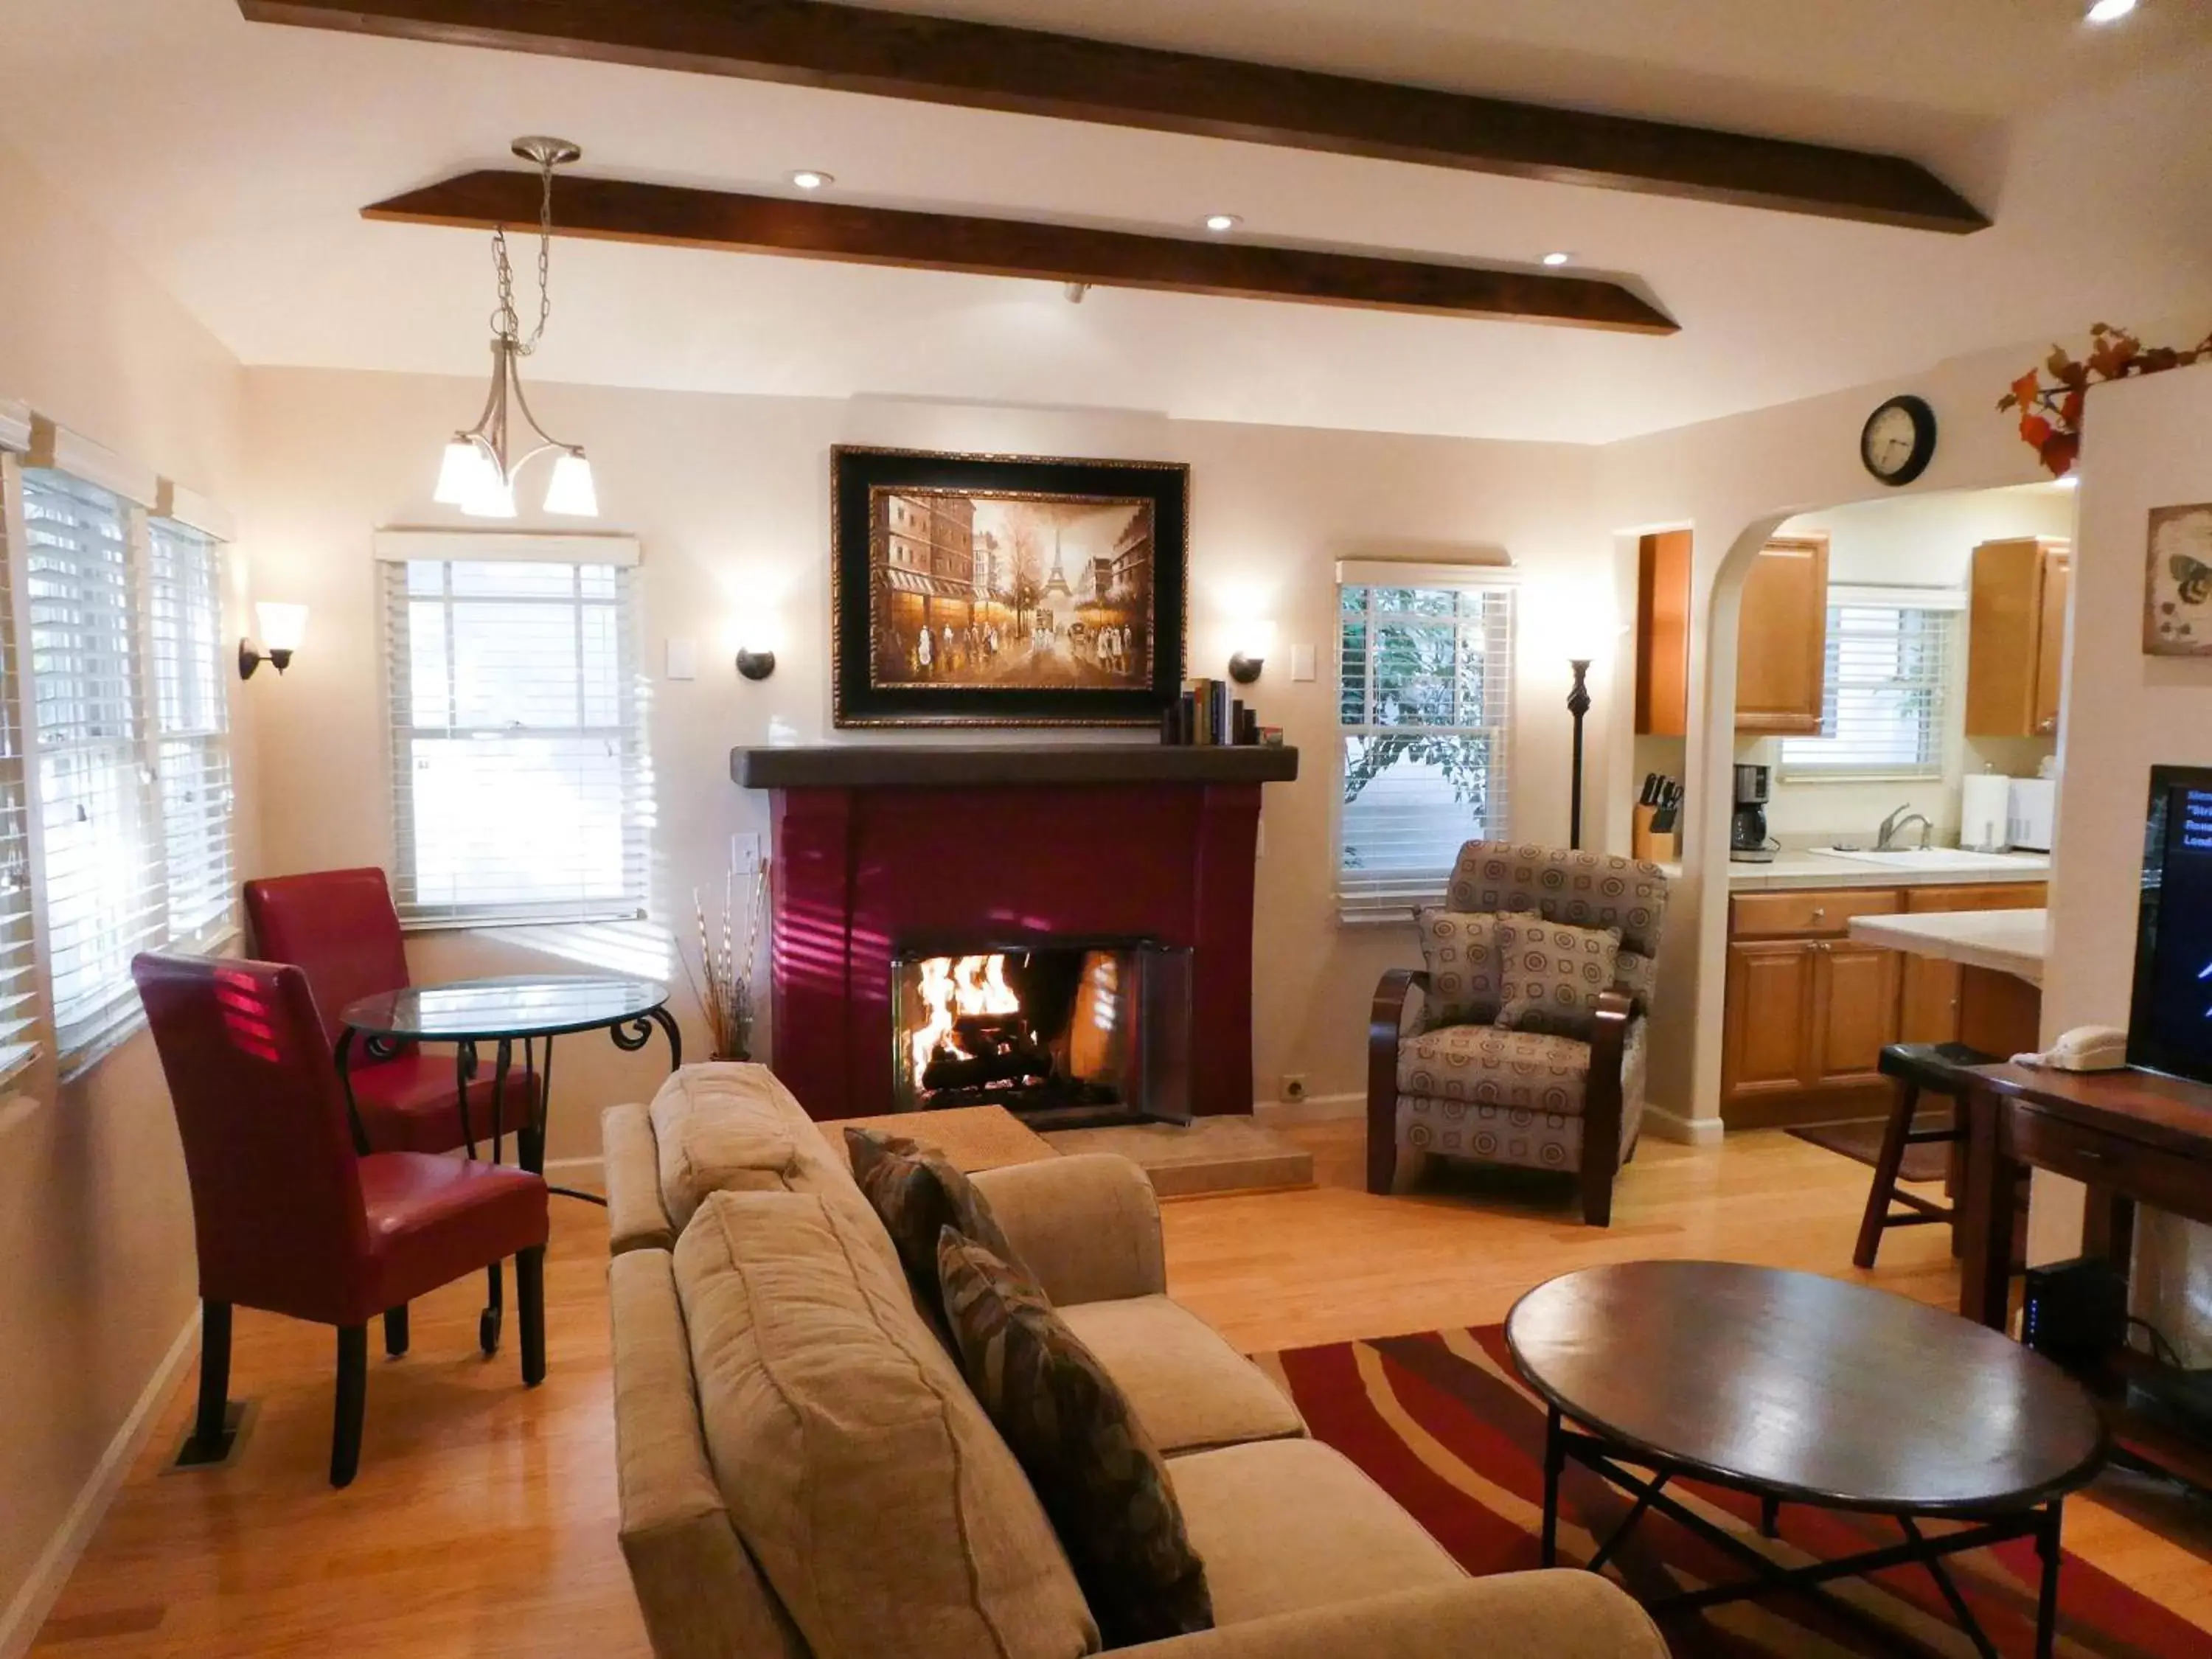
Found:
<box><xmin>1734</xmin><ymin>535</ymin><xmax>1829</xmax><ymax>734</ymax></box>
<box><xmin>1965</xmin><ymin>538</ymin><xmax>2071</xmax><ymax>737</ymax></box>
<box><xmin>1635</xmin><ymin>529</ymin><xmax>1692</xmax><ymax>737</ymax></box>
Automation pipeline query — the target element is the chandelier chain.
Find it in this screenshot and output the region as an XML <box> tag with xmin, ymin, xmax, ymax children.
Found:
<box><xmin>487</xmin><ymin>153</ymin><xmax>557</xmax><ymax>355</ymax></box>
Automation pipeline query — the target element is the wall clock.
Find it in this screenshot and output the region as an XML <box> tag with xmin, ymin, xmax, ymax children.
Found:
<box><xmin>1860</xmin><ymin>394</ymin><xmax>1938</xmax><ymax>487</ymax></box>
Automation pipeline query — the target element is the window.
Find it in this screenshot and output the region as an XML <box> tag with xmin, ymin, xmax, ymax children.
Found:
<box><xmin>1778</xmin><ymin>591</ymin><xmax>1958</xmax><ymax>779</ymax></box>
<box><xmin>22</xmin><ymin>468</ymin><xmax>164</xmax><ymax>1065</ymax></box>
<box><xmin>1338</xmin><ymin>578</ymin><xmax>1515</xmax><ymax>914</ymax></box>
<box><xmin>147</xmin><ymin>518</ymin><xmax>234</xmax><ymax>947</ymax></box>
<box><xmin>383</xmin><ymin>553</ymin><xmax>653</xmax><ymax>927</ymax></box>
<box><xmin>0</xmin><ymin>464</ymin><xmax>37</xmax><ymax>1083</ymax></box>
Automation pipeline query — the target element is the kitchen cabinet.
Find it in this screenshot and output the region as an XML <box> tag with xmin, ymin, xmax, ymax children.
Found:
<box><xmin>1722</xmin><ymin>940</ymin><xmax>1819</xmax><ymax>1101</ymax></box>
<box><xmin>1897</xmin><ymin>882</ymin><xmax>2050</xmax><ymax>1044</ymax></box>
<box><xmin>1635</xmin><ymin>529</ymin><xmax>1692</xmax><ymax>737</ymax></box>
<box><xmin>1722</xmin><ymin>885</ymin><xmax>1902</xmax><ymax>1126</ymax></box>
<box><xmin>1965</xmin><ymin>538</ymin><xmax>2071</xmax><ymax>737</ymax></box>
<box><xmin>1812</xmin><ymin>945</ymin><xmax>1904</xmax><ymax>1085</ymax></box>
<box><xmin>1734</xmin><ymin>535</ymin><xmax>1829</xmax><ymax>734</ymax></box>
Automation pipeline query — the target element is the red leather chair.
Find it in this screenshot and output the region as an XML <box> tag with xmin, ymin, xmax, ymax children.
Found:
<box><xmin>135</xmin><ymin>952</ymin><xmax>550</xmax><ymax>1488</ymax></box>
<box><xmin>243</xmin><ymin>868</ymin><xmax>533</xmax><ymax>1157</ymax></box>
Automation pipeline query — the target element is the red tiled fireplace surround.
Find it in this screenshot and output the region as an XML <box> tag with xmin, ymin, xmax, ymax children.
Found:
<box><xmin>733</xmin><ymin>745</ymin><xmax>1300</xmax><ymax>1121</ymax></box>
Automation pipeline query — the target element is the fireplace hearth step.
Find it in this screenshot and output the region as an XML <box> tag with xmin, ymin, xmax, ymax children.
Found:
<box><xmin>1043</xmin><ymin>1117</ymin><xmax>1315</xmax><ymax>1199</ymax></box>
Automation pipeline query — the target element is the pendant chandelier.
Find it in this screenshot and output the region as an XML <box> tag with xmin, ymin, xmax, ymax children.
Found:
<box><xmin>433</xmin><ymin>136</ymin><xmax>597</xmax><ymax>519</ymax></box>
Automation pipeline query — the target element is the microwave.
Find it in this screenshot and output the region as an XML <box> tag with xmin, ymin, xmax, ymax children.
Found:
<box><xmin>2007</xmin><ymin>778</ymin><xmax>2057</xmax><ymax>853</ymax></box>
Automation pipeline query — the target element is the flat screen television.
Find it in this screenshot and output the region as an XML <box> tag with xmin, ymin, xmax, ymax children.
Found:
<box><xmin>2129</xmin><ymin>765</ymin><xmax>2212</xmax><ymax>1083</ymax></box>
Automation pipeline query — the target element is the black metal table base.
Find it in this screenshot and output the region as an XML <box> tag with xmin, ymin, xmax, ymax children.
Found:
<box><xmin>1541</xmin><ymin>1408</ymin><xmax>2067</xmax><ymax>1659</ymax></box>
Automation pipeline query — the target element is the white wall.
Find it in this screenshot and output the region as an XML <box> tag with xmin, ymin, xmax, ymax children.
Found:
<box><xmin>2035</xmin><ymin>362</ymin><xmax>2212</xmax><ymax>1354</ymax></box>
<box><xmin>1740</xmin><ymin>485</ymin><xmax>2072</xmax><ymax>844</ymax></box>
<box><xmin>242</xmin><ymin>366</ymin><xmax>1623</xmax><ymax>1155</ymax></box>
<box><xmin>0</xmin><ymin>142</ymin><xmax>251</xmax><ymax>1654</ymax></box>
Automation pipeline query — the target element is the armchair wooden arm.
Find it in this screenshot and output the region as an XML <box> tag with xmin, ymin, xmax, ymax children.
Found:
<box><xmin>1579</xmin><ymin>991</ymin><xmax>1637</xmax><ymax>1228</ymax></box>
<box><xmin>1366</xmin><ymin>970</ymin><xmax>1428</xmax><ymax>1195</ymax></box>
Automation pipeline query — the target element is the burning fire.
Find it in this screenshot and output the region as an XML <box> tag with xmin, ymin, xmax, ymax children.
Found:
<box><xmin>908</xmin><ymin>954</ymin><xmax>1022</xmax><ymax>1079</ymax></box>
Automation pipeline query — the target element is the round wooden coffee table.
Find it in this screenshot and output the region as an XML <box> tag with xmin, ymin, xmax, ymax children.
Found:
<box><xmin>1506</xmin><ymin>1261</ymin><xmax>2106</xmax><ymax>1659</ymax></box>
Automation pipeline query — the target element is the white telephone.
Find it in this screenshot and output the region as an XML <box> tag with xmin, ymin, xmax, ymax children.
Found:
<box><xmin>2014</xmin><ymin>1024</ymin><xmax>2131</xmax><ymax>1073</ymax></box>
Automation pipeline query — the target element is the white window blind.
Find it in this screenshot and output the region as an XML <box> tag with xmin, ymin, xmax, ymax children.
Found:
<box><xmin>0</xmin><ymin>459</ymin><xmax>41</xmax><ymax>1083</ymax></box>
<box><xmin>22</xmin><ymin>467</ymin><xmax>163</xmax><ymax>1065</ymax></box>
<box><xmin>1779</xmin><ymin>595</ymin><xmax>1958</xmax><ymax>780</ymax></box>
<box><xmin>1338</xmin><ymin>580</ymin><xmax>1515</xmax><ymax>916</ymax></box>
<box><xmin>147</xmin><ymin>518</ymin><xmax>234</xmax><ymax>947</ymax></box>
<box><xmin>384</xmin><ymin>557</ymin><xmax>654</xmax><ymax>927</ymax></box>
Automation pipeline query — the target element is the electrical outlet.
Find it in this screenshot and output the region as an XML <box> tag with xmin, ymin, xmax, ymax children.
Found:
<box><xmin>1280</xmin><ymin>1074</ymin><xmax>1309</xmax><ymax>1103</ymax></box>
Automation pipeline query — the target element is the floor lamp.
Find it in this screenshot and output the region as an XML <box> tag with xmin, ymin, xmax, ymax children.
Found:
<box><xmin>1566</xmin><ymin>658</ymin><xmax>1593</xmax><ymax>851</ymax></box>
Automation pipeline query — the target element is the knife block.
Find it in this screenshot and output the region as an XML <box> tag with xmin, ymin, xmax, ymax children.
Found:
<box><xmin>1632</xmin><ymin>804</ymin><xmax>1678</xmax><ymax>865</ymax></box>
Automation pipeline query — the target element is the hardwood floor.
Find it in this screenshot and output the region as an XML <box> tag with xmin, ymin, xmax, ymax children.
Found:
<box><xmin>29</xmin><ymin>1124</ymin><xmax>2212</xmax><ymax>1654</ymax></box>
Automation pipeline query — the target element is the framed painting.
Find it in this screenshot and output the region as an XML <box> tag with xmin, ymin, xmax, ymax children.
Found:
<box><xmin>831</xmin><ymin>446</ymin><xmax>1189</xmax><ymax>727</ymax></box>
<box><xmin>2146</xmin><ymin>502</ymin><xmax>2212</xmax><ymax>655</ymax></box>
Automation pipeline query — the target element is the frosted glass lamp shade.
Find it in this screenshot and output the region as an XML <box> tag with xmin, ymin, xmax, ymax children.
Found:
<box><xmin>461</xmin><ymin>470</ymin><xmax>518</xmax><ymax>520</ymax></box>
<box><xmin>434</xmin><ymin>438</ymin><xmax>492</xmax><ymax>507</ymax></box>
<box><xmin>543</xmin><ymin>451</ymin><xmax>599</xmax><ymax>517</ymax></box>
<box><xmin>255</xmin><ymin>603</ymin><xmax>309</xmax><ymax>654</ymax></box>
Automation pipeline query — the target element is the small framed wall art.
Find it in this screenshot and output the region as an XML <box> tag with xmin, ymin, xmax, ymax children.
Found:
<box><xmin>831</xmin><ymin>445</ymin><xmax>1190</xmax><ymax>727</ymax></box>
<box><xmin>2146</xmin><ymin>501</ymin><xmax>2212</xmax><ymax>655</ymax></box>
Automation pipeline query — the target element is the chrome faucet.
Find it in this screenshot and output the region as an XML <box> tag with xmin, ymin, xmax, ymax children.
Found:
<box><xmin>1875</xmin><ymin>804</ymin><xmax>1933</xmax><ymax>851</ymax></box>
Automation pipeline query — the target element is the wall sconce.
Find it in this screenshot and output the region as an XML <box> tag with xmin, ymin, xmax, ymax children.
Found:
<box><xmin>239</xmin><ymin>602</ymin><xmax>309</xmax><ymax>680</ymax></box>
<box><xmin>1228</xmin><ymin>619</ymin><xmax>1276</xmax><ymax>686</ymax></box>
<box><xmin>734</xmin><ymin>614</ymin><xmax>779</xmax><ymax>682</ymax></box>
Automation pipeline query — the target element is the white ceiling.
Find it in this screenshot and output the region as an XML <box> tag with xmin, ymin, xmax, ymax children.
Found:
<box><xmin>2</xmin><ymin>0</ymin><xmax>2211</xmax><ymax>443</ymax></box>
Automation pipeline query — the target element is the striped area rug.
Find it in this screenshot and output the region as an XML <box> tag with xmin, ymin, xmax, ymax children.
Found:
<box><xmin>1251</xmin><ymin>1326</ymin><xmax>2204</xmax><ymax>1658</ymax></box>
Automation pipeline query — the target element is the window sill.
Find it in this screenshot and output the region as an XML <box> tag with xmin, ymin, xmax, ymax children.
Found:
<box><xmin>1774</xmin><ymin>771</ymin><xmax>1946</xmax><ymax>785</ymax></box>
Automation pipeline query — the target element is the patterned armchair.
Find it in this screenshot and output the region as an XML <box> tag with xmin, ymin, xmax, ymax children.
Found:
<box><xmin>1366</xmin><ymin>842</ymin><xmax>1672</xmax><ymax>1226</ymax></box>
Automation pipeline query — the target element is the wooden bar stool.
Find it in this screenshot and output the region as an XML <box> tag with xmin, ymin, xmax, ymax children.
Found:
<box><xmin>1852</xmin><ymin>1040</ymin><xmax>1997</xmax><ymax>1270</ymax></box>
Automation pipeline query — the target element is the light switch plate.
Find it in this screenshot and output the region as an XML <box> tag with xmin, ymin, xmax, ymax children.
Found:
<box><xmin>1291</xmin><ymin>643</ymin><xmax>1317</xmax><ymax>682</ymax></box>
<box><xmin>666</xmin><ymin>638</ymin><xmax>699</xmax><ymax>681</ymax></box>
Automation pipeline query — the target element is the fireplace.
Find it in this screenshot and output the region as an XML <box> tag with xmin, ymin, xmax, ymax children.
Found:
<box><xmin>892</xmin><ymin>939</ymin><xmax>1192</xmax><ymax>1128</ymax></box>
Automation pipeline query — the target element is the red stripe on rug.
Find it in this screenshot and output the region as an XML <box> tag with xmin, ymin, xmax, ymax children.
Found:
<box><xmin>1263</xmin><ymin>1324</ymin><xmax>2212</xmax><ymax>1659</ymax></box>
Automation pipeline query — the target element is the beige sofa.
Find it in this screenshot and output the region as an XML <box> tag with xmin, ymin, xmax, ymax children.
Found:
<box><xmin>600</xmin><ymin>1064</ymin><xmax>1667</xmax><ymax>1659</ymax></box>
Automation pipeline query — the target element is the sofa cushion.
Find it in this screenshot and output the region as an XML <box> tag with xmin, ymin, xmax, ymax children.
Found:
<box><xmin>939</xmin><ymin>1230</ymin><xmax>1213</xmax><ymax>1649</ymax></box>
<box><xmin>648</xmin><ymin>1064</ymin><xmax>802</xmax><ymax>1231</ymax></box>
<box><xmin>1057</xmin><ymin>1296</ymin><xmax>1304</xmax><ymax>1455</ymax></box>
<box><xmin>1413</xmin><ymin>909</ymin><xmax>1511</xmax><ymax>1029</ymax></box>
<box><xmin>1495</xmin><ymin>917</ymin><xmax>1621</xmax><ymax>1040</ymax></box>
<box><xmin>849</xmin><ymin>1127</ymin><xmax>1032</xmax><ymax>1329</ymax></box>
<box><xmin>1165</xmin><ymin>1439</ymin><xmax>1464</xmax><ymax>1627</ymax></box>
<box><xmin>674</xmin><ymin>1189</ymin><xmax>1098</xmax><ymax>1659</ymax></box>
<box><xmin>1397</xmin><ymin>1026</ymin><xmax>1590</xmax><ymax>1113</ymax></box>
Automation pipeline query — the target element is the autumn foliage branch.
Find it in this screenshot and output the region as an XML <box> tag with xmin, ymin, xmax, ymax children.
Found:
<box><xmin>1998</xmin><ymin>323</ymin><xmax>2212</xmax><ymax>479</ymax></box>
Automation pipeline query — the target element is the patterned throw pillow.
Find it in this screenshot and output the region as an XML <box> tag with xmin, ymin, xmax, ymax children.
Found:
<box><xmin>846</xmin><ymin>1128</ymin><xmax>1030</xmax><ymax>1329</ymax></box>
<box><xmin>1495</xmin><ymin>915</ymin><xmax>1623</xmax><ymax>1039</ymax></box>
<box><xmin>1415</xmin><ymin>908</ymin><xmax>1513</xmax><ymax>1026</ymax></box>
<box><xmin>936</xmin><ymin>1228</ymin><xmax>1214</xmax><ymax>1648</ymax></box>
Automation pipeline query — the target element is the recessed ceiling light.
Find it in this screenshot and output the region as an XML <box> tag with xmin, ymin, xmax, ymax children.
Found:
<box><xmin>1541</xmin><ymin>251</ymin><xmax>1576</xmax><ymax>267</ymax></box>
<box><xmin>790</xmin><ymin>170</ymin><xmax>835</xmax><ymax>191</ymax></box>
<box><xmin>1203</xmin><ymin>213</ymin><xmax>1242</xmax><ymax>233</ymax></box>
<box><xmin>2084</xmin><ymin>0</ymin><xmax>2136</xmax><ymax>23</ymax></box>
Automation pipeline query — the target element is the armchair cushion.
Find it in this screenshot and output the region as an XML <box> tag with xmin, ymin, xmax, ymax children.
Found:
<box><xmin>1495</xmin><ymin>917</ymin><xmax>1621</xmax><ymax>1040</ymax></box>
<box><xmin>1398</xmin><ymin>1026</ymin><xmax>1590</xmax><ymax>1115</ymax></box>
<box><xmin>1413</xmin><ymin>909</ymin><xmax>1511</xmax><ymax>1028</ymax></box>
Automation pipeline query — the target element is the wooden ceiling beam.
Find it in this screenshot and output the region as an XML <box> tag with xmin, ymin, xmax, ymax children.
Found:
<box><xmin>363</xmin><ymin>170</ymin><xmax>1677</xmax><ymax>332</ymax></box>
<box><xmin>250</xmin><ymin>0</ymin><xmax>1987</xmax><ymax>234</ymax></box>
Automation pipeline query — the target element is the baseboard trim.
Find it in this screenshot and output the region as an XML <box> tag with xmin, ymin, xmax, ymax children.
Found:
<box><xmin>541</xmin><ymin>1154</ymin><xmax>605</xmax><ymax>1181</ymax></box>
<box><xmin>1253</xmin><ymin>1092</ymin><xmax>1364</xmax><ymax>1125</ymax></box>
<box><xmin>0</xmin><ymin>1312</ymin><xmax>198</xmax><ymax>1659</ymax></box>
<box><xmin>1642</xmin><ymin>1105</ymin><xmax>1726</xmax><ymax>1147</ymax></box>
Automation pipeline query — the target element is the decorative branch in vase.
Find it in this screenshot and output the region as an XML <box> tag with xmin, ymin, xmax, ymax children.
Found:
<box><xmin>1997</xmin><ymin>322</ymin><xmax>2211</xmax><ymax>479</ymax></box>
<box><xmin>687</xmin><ymin>854</ymin><xmax>769</xmax><ymax>1062</ymax></box>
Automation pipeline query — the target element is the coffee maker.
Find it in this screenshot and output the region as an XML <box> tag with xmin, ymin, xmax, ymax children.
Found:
<box><xmin>1731</xmin><ymin>764</ymin><xmax>1775</xmax><ymax>863</ymax></box>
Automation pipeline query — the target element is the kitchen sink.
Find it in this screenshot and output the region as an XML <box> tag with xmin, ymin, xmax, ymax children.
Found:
<box><xmin>1818</xmin><ymin>846</ymin><xmax>2037</xmax><ymax>870</ymax></box>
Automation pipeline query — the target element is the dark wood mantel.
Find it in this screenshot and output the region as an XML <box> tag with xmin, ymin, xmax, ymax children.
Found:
<box><xmin>732</xmin><ymin>744</ymin><xmax>1300</xmax><ymax>790</ymax></box>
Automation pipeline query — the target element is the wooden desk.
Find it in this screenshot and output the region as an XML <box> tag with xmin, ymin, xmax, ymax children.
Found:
<box><xmin>1959</xmin><ymin>1062</ymin><xmax>2212</xmax><ymax>1328</ymax></box>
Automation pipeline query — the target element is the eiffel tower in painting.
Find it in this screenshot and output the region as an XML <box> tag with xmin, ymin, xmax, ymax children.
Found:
<box><xmin>1043</xmin><ymin>524</ymin><xmax>1074</xmax><ymax>602</ymax></box>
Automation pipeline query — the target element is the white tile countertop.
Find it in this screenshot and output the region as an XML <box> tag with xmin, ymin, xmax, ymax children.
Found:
<box><xmin>1725</xmin><ymin>849</ymin><xmax>2050</xmax><ymax>891</ymax></box>
<box><xmin>1846</xmin><ymin>908</ymin><xmax>2049</xmax><ymax>987</ymax></box>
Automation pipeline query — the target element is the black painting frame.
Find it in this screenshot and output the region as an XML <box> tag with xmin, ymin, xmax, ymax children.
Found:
<box><xmin>831</xmin><ymin>445</ymin><xmax>1189</xmax><ymax>728</ymax></box>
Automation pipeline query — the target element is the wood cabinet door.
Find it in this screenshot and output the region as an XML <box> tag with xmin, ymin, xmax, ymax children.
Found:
<box><xmin>1723</xmin><ymin>940</ymin><xmax>1818</xmax><ymax>1098</ymax></box>
<box><xmin>1734</xmin><ymin>536</ymin><xmax>1829</xmax><ymax>734</ymax></box>
<box><xmin>1899</xmin><ymin>954</ymin><xmax>1964</xmax><ymax>1046</ymax></box>
<box><xmin>2034</xmin><ymin>549</ymin><xmax>2071</xmax><ymax>737</ymax></box>
<box><xmin>1811</xmin><ymin>943</ymin><xmax>1902</xmax><ymax>1085</ymax></box>
<box><xmin>1636</xmin><ymin>530</ymin><xmax>1692</xmax><ymax>737</ymax></box>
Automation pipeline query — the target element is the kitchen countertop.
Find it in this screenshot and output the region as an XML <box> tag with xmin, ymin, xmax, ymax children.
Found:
<box><xmin>1847</xmin><ymin>908</ymin><xmax>2048</xmax><ymax>987</ymax></box>
<box><xmin>1725</xmin><ymin>848</ymin><xmax>2050</xmax><ymax>891</ymax></box>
